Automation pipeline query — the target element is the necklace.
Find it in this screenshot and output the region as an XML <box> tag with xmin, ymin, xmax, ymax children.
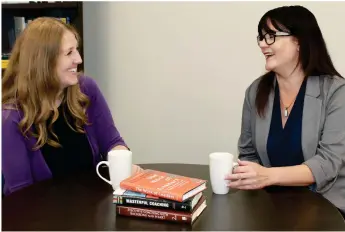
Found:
<box><xmin>280</xmin><ymin>98</ymin><xmax>296</xmax><ymax>117</ymax></box>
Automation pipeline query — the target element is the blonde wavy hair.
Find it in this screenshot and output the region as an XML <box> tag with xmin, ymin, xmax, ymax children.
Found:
<box><xmin>2</xmin><ymin>17</ymin><xmax>90</xmax><ymax>150</ymax></box>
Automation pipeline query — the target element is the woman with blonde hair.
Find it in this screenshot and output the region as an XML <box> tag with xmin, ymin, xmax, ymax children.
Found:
<box><xmin>2</xmin><ymin>17</ymin><xmax>142</xmax><ymax>195</ymax></box>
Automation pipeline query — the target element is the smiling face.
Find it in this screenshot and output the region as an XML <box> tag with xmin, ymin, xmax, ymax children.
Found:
<box><xmin>56</xmin><ymin>30</ymin><xmax>82</xmax><ymax>89</ymax></box>
<box><xmin>258</xmin><ymin>19</ymin><xmax>300</xmax><ymax>76</ymax></box>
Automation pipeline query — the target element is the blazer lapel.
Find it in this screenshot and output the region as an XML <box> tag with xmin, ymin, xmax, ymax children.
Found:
<box><xmin>302</xmin><ymin>76</ymin><xmax>322</xmax><ymax>161</ymax></box>
<box><xmin>255</xmin><ymin>81</ymin><xmax>275</xmax><ymax>167</ymax></box>
<box><xmin>254</xmin><ymin>76</ymin><xmax>322</xmax><ymax>166</ymax></box>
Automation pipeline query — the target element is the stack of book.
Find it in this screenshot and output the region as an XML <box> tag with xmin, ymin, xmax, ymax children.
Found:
<box><xmin>113</xmin><ymin>169</ymin><xmax>207</xmax><ymax>224</ymax></box>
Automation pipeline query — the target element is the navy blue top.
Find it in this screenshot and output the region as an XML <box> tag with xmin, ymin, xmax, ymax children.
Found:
<box><xmin>267</xmin><ymin>80</ymin><xmax>307</xmax><ymax>167</ymax></box>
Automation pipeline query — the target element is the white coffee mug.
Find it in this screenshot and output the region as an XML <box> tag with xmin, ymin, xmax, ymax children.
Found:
<box><xmin>209</xmin><ymin>152</ymin><xmax>238</xmax><ymax>194</ymax></box>
<box><xmin>96</xmin><ymin>149</ymin><xmax>132</xmax><ymax>190</ymax></box>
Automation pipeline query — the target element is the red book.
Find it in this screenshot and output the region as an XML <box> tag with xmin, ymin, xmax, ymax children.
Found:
<box><xmin>119</xmin><ymin>169</ymin><xmax>207</xmax><ymax>202</ymax></box>
<box><xmin>116</xmin><ymin>196</ymin><xmax>207</xmax><ymax>224</ymax></box>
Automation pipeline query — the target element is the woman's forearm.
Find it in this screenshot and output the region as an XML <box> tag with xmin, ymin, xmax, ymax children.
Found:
<box><xmin>269</xmin><ymin>164</ymin><xmax>315</xmax><ymax>186</ymax></box>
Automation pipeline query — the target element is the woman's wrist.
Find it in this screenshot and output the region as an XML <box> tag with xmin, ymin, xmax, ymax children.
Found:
<box><xmin>267</xmin><ymin>167</ymin><xmax>280</xmax><ymax>186</ymax></box>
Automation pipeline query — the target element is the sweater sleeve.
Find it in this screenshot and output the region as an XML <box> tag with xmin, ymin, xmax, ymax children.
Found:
<box><xmin>2</xmin><ymin>110</ymin><xmax>34</xmax><ymax>195</ymax></box>
<box><xmin>80</xmin><ymin>76</ymin><xmax>128</xmax><ymax>155</ymax></box>
<box><xmin>304</xmin><ymin>83</ymin><xmax>345</xmax><ymax>193</ymax></box>
<box><xmin>238</xmin><ymin>82</ymin><xmax>261</xmax><ymax>164</ymax></box>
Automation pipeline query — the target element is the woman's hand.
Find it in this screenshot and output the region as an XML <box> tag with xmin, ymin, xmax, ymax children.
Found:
<box><xmin>225</xmin><ymin>160</ymin><xmax>275</xmax><ymax>190</ymax></box>
<box><xmin>112</xmin><ymin>145</ymin><xmax>128</xmax><ymax>150</ymax></box>
<box><xmin>132</xmin><ymin>164</ymin><xmax>144</xmax><ymax>175</ymax></box>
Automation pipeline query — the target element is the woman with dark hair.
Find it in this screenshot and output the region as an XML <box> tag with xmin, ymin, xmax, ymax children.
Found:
<box><xmin>226</xmin><ymin>5</ymin><xmax>345</xmax><ymax>218</ymax></box>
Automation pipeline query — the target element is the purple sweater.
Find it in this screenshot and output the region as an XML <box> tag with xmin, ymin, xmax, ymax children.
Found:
<box><xmin>2</xmin><ymin>76</ymin><xmax>127</xmax><ymax>195</ymax></box>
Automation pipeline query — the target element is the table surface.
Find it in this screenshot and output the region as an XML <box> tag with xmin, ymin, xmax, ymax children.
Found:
<box><xmin>2</xmin><ymin>163</ymin><xmax>345</xmax><ymax>231</ymax></box>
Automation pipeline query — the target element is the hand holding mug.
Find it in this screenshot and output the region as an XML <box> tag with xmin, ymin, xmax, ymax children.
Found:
<box><xmin>132</xmin><ymin>164</ymin><xmax>144</xmax><ymax>175</ymax></box>
<box><xmin>225</xmin><ymin>160</ymin><xmax>273</xmax><ymax>190</ymax></box>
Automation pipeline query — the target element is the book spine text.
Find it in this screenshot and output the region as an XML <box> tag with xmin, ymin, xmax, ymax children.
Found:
<box><xmin>117</xmin><ymin>206</ymin><xmax>192</xmax><ymax>223</ymax></box>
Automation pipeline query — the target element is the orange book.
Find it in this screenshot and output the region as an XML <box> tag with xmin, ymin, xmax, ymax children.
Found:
<box><xmin>119</xmin><ymin>169</ymin><xmax>207</xmax><ymax>202</ymax></box>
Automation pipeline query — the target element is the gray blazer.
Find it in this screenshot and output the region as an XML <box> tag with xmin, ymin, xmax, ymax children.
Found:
<box><xmin>238</xmin><ymin>75</ymin><xmax>345</xmax><ymax>213</ymax></box>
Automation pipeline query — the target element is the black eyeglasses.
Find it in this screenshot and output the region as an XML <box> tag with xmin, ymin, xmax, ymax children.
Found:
<box><xmin>257</xmin><ymin>31</ymin><xmax>291</xmax><ymax>45</ymax></box>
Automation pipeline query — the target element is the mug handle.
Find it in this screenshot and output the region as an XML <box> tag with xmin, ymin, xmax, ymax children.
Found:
<box><xmin>232</xmin><ymin>161</ymin><xmax>239</xmax><ymax>173</ymax></box>
<box><xmin>96</xmin><ymin>161</ymin><xmax>112</xmax><ymax>185</ymax></box>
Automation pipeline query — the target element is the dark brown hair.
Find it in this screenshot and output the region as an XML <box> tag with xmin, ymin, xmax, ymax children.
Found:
<box><xmin>255</xmin><ymin>5</ymin><xmax>343</xmax><ymax>117</ymax></box>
